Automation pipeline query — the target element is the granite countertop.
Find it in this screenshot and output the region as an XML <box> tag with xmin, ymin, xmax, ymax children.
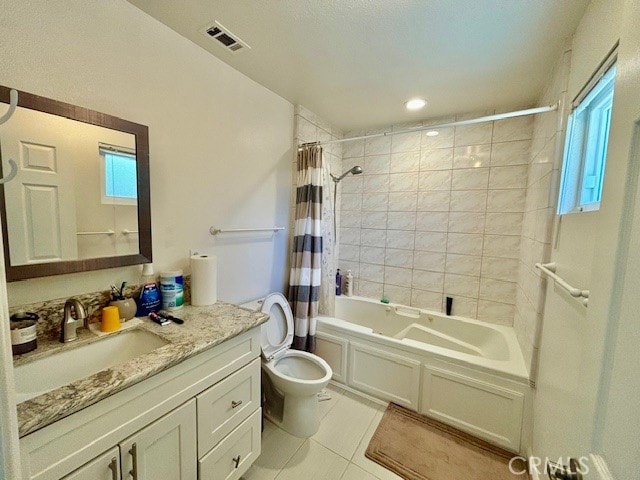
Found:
<box><xmin>15</xmin><ymin>302</ymin><xmax>268</xmax><ymax>437</ymax></box>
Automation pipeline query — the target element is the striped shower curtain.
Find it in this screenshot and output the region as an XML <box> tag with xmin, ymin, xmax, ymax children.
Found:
<box><xmin>288</xmin><ymin>144</ymin><xmax>323</xmax><ymax>353</ymax></box>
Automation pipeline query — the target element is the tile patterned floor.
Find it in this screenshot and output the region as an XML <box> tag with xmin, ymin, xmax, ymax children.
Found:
<box><xmin>242</xmin><ymin>384</ymin><xmax>403</xmax><ymax>480</ymax></box>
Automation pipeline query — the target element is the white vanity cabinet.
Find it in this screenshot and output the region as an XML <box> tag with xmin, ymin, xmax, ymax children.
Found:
<box><xmin>21</xmin><ymin>327</ymin><xmax>263</xmax><ymax>480</ymax></box>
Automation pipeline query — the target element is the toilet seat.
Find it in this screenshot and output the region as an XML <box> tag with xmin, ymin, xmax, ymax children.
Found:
<box><xmin>260</xmin><ymin>293</ymin><xmax>331</xmax><ymax>385</ymax></box>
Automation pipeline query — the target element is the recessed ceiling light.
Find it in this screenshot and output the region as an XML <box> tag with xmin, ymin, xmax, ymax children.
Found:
<box><xmin>425</xmin><ymin>130</ymin><xmax>439</xmax><ymax>137</ymax></box>
<box><xmin>405</xmin><ymin>98</ymin><xmax>426</xmax><ymax>111</ymax></box>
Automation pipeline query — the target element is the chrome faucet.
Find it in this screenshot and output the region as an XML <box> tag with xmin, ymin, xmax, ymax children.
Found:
<box><xmin>60</xmin><ymin>298</ymin><xmax>88</xmax><ymax>343</ymax></box>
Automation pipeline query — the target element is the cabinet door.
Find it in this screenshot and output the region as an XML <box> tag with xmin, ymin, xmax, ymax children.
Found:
<box><xmin>120</xmin><ymin>400</ymin><xmax>197</xmax><ymax>480</ymax></box>
<box><xmin>62</xmin><ymin>447</ymin><xmax>120</xmax><ymax>480</ymax></box>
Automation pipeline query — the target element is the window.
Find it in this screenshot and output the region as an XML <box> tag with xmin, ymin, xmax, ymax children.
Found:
<box><xmin>100</xmin><ymin>145</ymin><xmax>138</xmax><ymax>206</ymax></box>
<box><xmin>558</xmin><ymin>60</ymin><xmax>616</xmax><ymax>214</ymax></box>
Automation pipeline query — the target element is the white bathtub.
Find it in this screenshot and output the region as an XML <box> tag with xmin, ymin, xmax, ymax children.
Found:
<box><xmin>315</xmin><ymin>296</ymin><xmax>531</xmax><ymax>452</ymax></box>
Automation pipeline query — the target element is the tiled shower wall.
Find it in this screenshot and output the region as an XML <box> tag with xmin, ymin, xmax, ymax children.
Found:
<box><xmin>292</xmin><ymin>105</ymin><xmax>343</xmax><ymax>316</ymax></box>
<box><xmin>514</xmin><ymin>47</ymin><xmax>572</xmax><ymax>377</ymax></box>
<box><xmin>338</xmin><ymin>115</ymin><xmax>533</xmax><ymax>325</ymax></box>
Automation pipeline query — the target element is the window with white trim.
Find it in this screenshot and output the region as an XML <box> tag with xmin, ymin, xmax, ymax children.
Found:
<box><xmin>558</xmin><ymin>60</ymin><xmax>616</xmax><ymax>214</ymax></box>
<box><xmin>100</xmin><ymin>144</ymin><xmax>138</xmax><ymax>206</ymax></box>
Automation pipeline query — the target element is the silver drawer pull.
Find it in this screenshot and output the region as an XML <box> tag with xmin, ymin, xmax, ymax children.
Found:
<box><xmin>129</xmin><ymin>443</ymin><xmax>138</xmax><ymax>480</ymax></box>
<box><xmin>233</xmin><ymin>455</ymin><xmax>241</xmax><ymax>469</ymax></box>
<box><xmin>109</xmin><ymin>457</ymin><xmax>118</xmax><ymax>480</ymax></box>
<box><xmin>231</xmin><ymin>400</ymin><xmax>243</xmax><ymax>409</ymax></box>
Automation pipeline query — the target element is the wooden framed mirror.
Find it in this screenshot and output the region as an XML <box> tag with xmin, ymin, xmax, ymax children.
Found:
<box><xmin>0</xmin><ymin>86</ymin><xmax>152</xmax><ymax>281</ymax></box>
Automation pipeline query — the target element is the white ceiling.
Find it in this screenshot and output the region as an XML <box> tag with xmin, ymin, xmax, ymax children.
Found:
<box><xmin>127</xmin><ymin>0</ymin><xmax>588</xmax><ymax>132</ymax></box>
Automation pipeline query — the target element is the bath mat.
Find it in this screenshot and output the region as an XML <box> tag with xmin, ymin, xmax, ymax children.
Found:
<box><xmin>365</xmin><ymin>403</ymin><xmax>529</xmax><ymax>480</ymax></box>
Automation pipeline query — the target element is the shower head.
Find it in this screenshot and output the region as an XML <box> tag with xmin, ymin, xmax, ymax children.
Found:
<box><xmin>331</xmin><ymin>165</ymin><xmax>363</xmax><ymax>183</ymax></box>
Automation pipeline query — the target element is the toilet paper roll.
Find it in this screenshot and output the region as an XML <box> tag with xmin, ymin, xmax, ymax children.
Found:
<box><xmin>190</xmin><ymin>254</ymin><xmax>218</xmax><ymax>306</ymax></box>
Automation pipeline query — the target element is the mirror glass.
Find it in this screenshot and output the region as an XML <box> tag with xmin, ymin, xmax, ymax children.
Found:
<box><xmin>0</xmin><ymin>86</ymin><xmax>152</xmax><ymax>281</ymax></box>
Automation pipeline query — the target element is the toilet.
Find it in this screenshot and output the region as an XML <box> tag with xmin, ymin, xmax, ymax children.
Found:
<box><xmin>245</xmin><ymin>293</ymin><xmax>332</xmax><ymax>437</ymax></box>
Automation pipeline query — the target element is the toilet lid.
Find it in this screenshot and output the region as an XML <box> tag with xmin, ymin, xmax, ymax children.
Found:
<box><xmin>260</xmin><ymin>293</ymin><xmax>294</xmax><ymax>360</ymax></box>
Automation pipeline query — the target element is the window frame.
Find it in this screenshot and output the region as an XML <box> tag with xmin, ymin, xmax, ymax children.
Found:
<box><xmin>558</xmin><ymin>54</ymin><xmax>617</xmax><ymax>215</ymax></box>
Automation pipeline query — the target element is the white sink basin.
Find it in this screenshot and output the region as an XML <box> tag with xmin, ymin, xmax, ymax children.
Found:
<box><xmin>14</xmin><ymin>329</ymin><xmax>168</xmax><ymax>403</ymax></box>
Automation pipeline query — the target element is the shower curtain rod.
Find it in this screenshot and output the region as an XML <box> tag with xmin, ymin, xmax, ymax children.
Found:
<box><xmin>298</xmin><ymin>103</ymin><xmax>558</xmax><ymax>150</ymax></box>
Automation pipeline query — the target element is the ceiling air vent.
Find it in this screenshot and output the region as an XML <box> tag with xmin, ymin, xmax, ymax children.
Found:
<box><xmin>201</xmin><ymin>21</ymin><xmax>251</xmax><ymax>53</ymax></box>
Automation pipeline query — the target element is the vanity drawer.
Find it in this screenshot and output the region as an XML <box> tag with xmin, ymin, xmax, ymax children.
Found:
<box><xmin>198</xmin><ymin>408</ymin><xmax>261</xmax><ymax>480</ymax></box>
<box><xmin>196</xmin><ymin>358</ymin><xmax>261</xmax><ymax>456</ymax></box>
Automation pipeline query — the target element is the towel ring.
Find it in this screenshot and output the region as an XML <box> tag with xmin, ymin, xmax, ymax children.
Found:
<box><xmin>0</xmin><ymin>89</ymin><xmax>18</xmax><ymax>126</ymax></box>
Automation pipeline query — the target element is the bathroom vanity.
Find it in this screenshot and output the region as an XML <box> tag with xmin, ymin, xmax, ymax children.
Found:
<box><xmin>15</xmin><ymin>303</ymin><xmax>266</xmax><ymax>480</ymax></box>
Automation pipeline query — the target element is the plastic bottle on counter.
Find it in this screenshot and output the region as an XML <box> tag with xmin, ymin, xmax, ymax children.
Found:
<box><xmin>345</xmin><ymin>270</ymin><xmax>353</xmax><ymax>297</ymax></box>
<box><xmin>336</xmin><ymin>269</ymin><xmax>342</xmax><ymax>296</ymax></box>
<box><xmin>136</xmin><ymin>263</ymin><xmax>161</xmax><ymax>316</ymax></box>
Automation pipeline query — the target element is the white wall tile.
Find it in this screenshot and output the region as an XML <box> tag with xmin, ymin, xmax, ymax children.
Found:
<box><xmin>361</xmin><ymin>211</ymin><xmax>387</xmax><ymax>228</ymax></box>
<box><xmin>340</xmin><ymin>212</ymin><xmax>362</xmax><ymax>228</ymax></box>
<box><xmin>488</xmin><ymin>165</ymin><xmax>528</xmax><ymax>189</ymax></box>
<box><xmin>390</xmin><ymin>151</ymin><xmax>421</xmax><ymax>173</ymax></box>
<box><xmin>448</xmin><ymin>212</ymin><xmax>486</xmax><ymax>234</ymax></box>
<box><xmin>386</xmin><ymin>230</ymin><xmax>415</xmax><ymax>250</ymax></box>
<box><xmin>384</xmin><ymin>266</ymin><xmax>413</xmax><ymax>287</ymax></box>
<box><xmin>490</xmin><ymin>140</ymin><xmax>530</xmax><ymax>166</ymax></box>
<box><xmin>477</xmin><ymin>300</ymin><xmax>516</xmax><ymax>326</ymax></box>
<box><xmin>449</xmin><ymin>190</ymin><xmax>488</xmax><ymax>212</ymax></box>
<box><xmin>444</xmin><ymin>274</ymin><xmax>480</xmax><ymax>298</ymax></box>
<box><xmin>343</xmin><ymin>140</ymin><xmax>364</xmax><ymax>158</ymax></box>
<box><xmin>420</xmin><ymin>148</ymin><xmax>454</xmax><ymax>170</ymax></box>
<box><xmin>485</xmin><ymin>212</ymin><xmax>523</xmax><ymax>235</ymax></box>
<box><xmin>483</xmin><ymin>235</ymin><xmax>521</xmax><ymax>258</ymax></box>
<box><xmin>417</xmin><ymin>191</ymin><xmax>451</xmax><ymax>211</ymax></box>
<box><xmin>360</xmin><ymin>246</ymin><xmax>385</xmax><ymax>265</ymax></box>
<box><xmin>446</xmin><ymin>233</ymin><xmax>483</xmax><ymax>255</ymax></box>
<box><xmin>414</xmin><ymin>232</ymin><xmax>447</xmax><ymax>252</ymax></box>
<box><xmin>451</xmin><ymin>168</ymin><xmax>490</xmax><ymax>190</ymax></box>
<box><xmin>389</xmin><ymin>173</ymin><xmax>419</xmax><ymax>191</ymax></box>
<box><xmin>340</xmin><ymin>227</ymin><xmax>361</xmax><ymax>246</ymax></box>
<box><xmin>360</xmin><ymin>229</ymin><xmax>386</xmax><ymax>247</ymax></box>
<box><xmin>383</xmin><ymin>285</ymin><xmax>412</xmax><ymax>305</ymax></box>
<box><xmin>363</xmin><ymin>155</ymin><xmax>390</xmax><ymax>174</ymax></box>
<box><xmin>454</xmin><ymin>122</ymin><xmax>493</xmax><ymax>146</ymax></box>
<box><xmin>453</xmin><ymin>145</ymin><xmax>491</xmax><ymax>169</ymax></box>
<box><xmin>418</xmin><ymin>170</ymin><xmax>452</xmax><ymax>191</ymax></box>
<box><xmin>387</xmin><ymin>211</ymin><xmax>416</xmax><ymax>230</ymax></box>
<box><xmin>411</xmin><ymin>289</ymin><xmax>443</xmax><ymax>311</ymax></box>
<box><xmin>388</xmin><ymin>192</ymin><xmax>418</xmax><ymax>211</ymax></box>
<box><xmin>391</xmin><ymin>131</ymin><xmax>421</xmax><ymax>153</ymax></box>
<box><xmin>486</xmin><ymin>189</ymin><xmax>526</xmax><ymax>212</ymax></box>
<box><xmin>341</xmin><ymin>193</ymin><xmax>363</xmax><ymax>211</ymax></box>
<box><xmin>416</xmin><ymin>212</ymin><xmax>449</xmax><ymax>232</ymax></box>
<box><xmin>341</xmin><ymin>175</ymin><xmax>364</xmax><ymax>194</ymax></box>
<box><xmin>492</xmin><ymin>116</ymin><xmax>533</xmax><ymax>142</ymax></box>
<box><xmin>479</xmin><ymin>277</ymin><xmax>517</xmax><ymax>304</ymax></box>
<box><xmin>358</xmin><ymin>280</ymin><xmax>384</xmax><ymax>298</ymax></box>
<box><xmin>385</xmin><ymin>248</ymin><xmax>414</xmax><ymax>268</ymax></box>
<box><xmin>359</xmin><ymin>263</ymin><xmax>385</xmax><ymax>282</ymax></box>
<box><xmin>340</xmin><ymin>244</ymin><xmax>360</xmax><ymax>262</ymax></box>
<box><xmin>446</xmin><ymin>253</ymin><xmax>482</xmax><ymax>276</ymax></box>
<box><xmin>413</xmin><ymin>251</ymin><xmax>446</xmax><ymax>272</ymax></box>
<box><xmin>447</xmin><ymin>295</ymin><xmax>478</xmax><ymax>318</ymax></box>
<box><xmin>365</xmin><ymin>135</ymin><xmax>392</xmax><ymax>156</ymax></box>
<box><xmin>421</xmin><ymin>127</ymin><xmax>454</xmax><ymax>148</ymax></box>
<box><xmin>362</xmin><ymin>193</ymin><xmax>389</xmax><ymax>211</ymax></box>
<box><xmin>412</xmin><ymin>270</ymin><xmax>445</xmax><ymax>292</ymax></box>
<box><xmin>481</xmin><ymin>257</ymin><xmax>519</xmax><ymax>282</ymax></box>
<box><xmin>363</xmin><ymin>175</ymin><xmax>390</xmax><ymax>192</ymax></box>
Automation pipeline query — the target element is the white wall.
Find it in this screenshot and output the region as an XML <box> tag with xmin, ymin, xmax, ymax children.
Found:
<box><xmin>0</xmin><ymin>0</ymin><xmax>294</xmax><ymax>306</ymax></box>
<box><xmin>532</xmin><ymin>0</ymin><xmax>630</xmax><ymax>470</ymax></box>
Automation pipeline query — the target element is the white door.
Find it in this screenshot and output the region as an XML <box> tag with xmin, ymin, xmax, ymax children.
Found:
<box><xmin>62</xmin><ymin>447</ymin><xmax>121</xmax><ymax>480</ymax></box>
<box><xmin>120</xmin><ymin>400</ymin><xmax>197</xmax><ymax>480</ymax></box>
<box><xmin>0</xmin><ymin>107</ymin><xmax>78</xmax><ymax>264</ymax></box>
